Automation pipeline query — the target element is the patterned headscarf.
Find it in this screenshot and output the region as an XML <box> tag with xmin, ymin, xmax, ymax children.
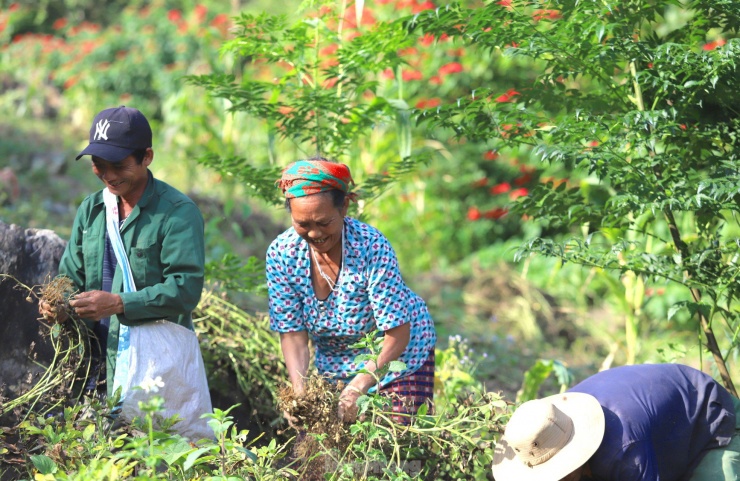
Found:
<box><xmin>276</xmin><ymin>160</ymin><xmax>357</xmax><ymax>200</ymax></box>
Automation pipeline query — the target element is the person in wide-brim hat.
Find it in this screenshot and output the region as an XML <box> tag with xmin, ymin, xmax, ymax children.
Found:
<box><xmin>492</xmin><ymin>392</ymin><xmax>605</xmax><ymax>481</ymax></box>
<box><xmin>493</xmin><ymin>364</ymin><xmax>740</xmax><ymax>481</ymax></box>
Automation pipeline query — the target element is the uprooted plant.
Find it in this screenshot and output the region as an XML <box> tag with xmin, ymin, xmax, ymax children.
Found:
<box><xmin>275</xmin><ymin>332</ymin><xmax>512</xmax><ymax>480</ymax></box>
<box><xmin>0</xmin><ymin>275</ymin><xmax>90</xmax><ymax>423</ymax></box>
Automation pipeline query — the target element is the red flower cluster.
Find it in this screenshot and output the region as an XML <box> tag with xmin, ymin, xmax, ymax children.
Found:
<box><xmin>484</xmin><ymin>207</ymin><xmax>508</xmax><ymax>219</ymax></box>
<box><xmin>494</xmin><ymin>88</ymin><xmax>519</xmax><ymax>103</ymax></box>
<box><xmin>402</xmin><ymin>69</ymin><xmax>423</xmax><ymax>81</ymax></box>
<box><xmin>532</xmin><ymin>9</ymin><xmax>562</xmax><ymax>21</ymax></box>
<box><xmin>490</xmin><ymin>182</ymin><xmax>511</xmax><ymax>195</ymax></box>
<box><xmin>509</xmin><ymin>187</ymin><xmax>528</xmax><ymax>200</ymax></box>
<box><xmin>468</xmin><ymin>206</ymin><xmax>509</xmax><ymax>221</ymax></box>
<box><xmin>415</xmin><ymin>97</ymin><xmax>442</xmax><ymax>109</ymax></box>
<box><xmin>413</xmin><ymin>1</ymin><xmax>436</xmax><ymax>13</ymax></box>
<box><xmin>52</xmin><ymin>18</ymin><xmax>67</xmax><ymax>30</ymax></box>
<box><xmin>168</xmin><ymin>9</ymin><xmax>182</xmax><ymax>23</ymax></box>
<box><xmin>483</xmin><ymin>150</ymin><xmax>500</xmax><ymax>161</ymax></box>
<box><xmin>438</xmin><ymin>62</ymin><xmax>463</xmax><ymax>75</ymax></box>
<box><xmin>467</xmin><ymin>206</ymin><xmax>482</xmax><ymax>221</ymax></box>
<box><xmin>703</xmin><ymin>38</ymin><xmax>726</xmax><ymax>51</ymax></box>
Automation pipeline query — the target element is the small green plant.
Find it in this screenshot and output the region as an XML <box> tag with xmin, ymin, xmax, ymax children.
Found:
<box><xmin>434</xmin><ymin>334</ymin><xmax>484</xmax><ymax>408</ymax></box>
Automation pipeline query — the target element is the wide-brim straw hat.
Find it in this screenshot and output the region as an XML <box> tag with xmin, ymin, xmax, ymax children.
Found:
<box><xmin>492</xmin><ymin>392</ymin><xmax>605</xmax><ymax>481</ymax></box>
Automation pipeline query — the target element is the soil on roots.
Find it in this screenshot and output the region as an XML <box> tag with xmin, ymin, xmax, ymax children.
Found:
<box><xmin>278</xmin><ymin>375</ymin><xmax>352</xmax><ymax>480</ymax></box>
<box><xmin>37</xmin><ymin>275</ymin><xmax>77</xmax><ymax>321</ymax></box>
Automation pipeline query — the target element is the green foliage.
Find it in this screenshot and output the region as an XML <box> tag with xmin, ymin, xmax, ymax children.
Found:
<box><xmin>405</xmin><ymin>0</ymin><xmax>740</xmax><ymax>385</ymax></box>
<box><xmin>516</xmin><ymin>359</ymin><xmax>573</xmax><ymax>403</ymax></box>
<box><xmin>195</xmin><ymin>292</ymin><xmax>286</xmax><ymax>438</ymax></box>
<box><xmin>434</xmin><ymin>335</ymin><xmax>483</xmax><ymax>407</ymax></box>
<box><xmin>189</xmin><ymin>8</ymin><xmax>411</xmax><ymax>161</ymax></box>
<box><xmin>7</xmin><ymin>393</ymin><xmax>296</xmax><ymax>480</ymax></box>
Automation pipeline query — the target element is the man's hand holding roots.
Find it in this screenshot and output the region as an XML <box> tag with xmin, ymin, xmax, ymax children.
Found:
<box><xmin>39</xmin><ymin>290</ymin><xmax>123</xmax><ymax>323</ymax></box>
<box><xmin>38</xmin><ymin>299</ymin><xmax>70</xmax><ymax>323</ymax></box>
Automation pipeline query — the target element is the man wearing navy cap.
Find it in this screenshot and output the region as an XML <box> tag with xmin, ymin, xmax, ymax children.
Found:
<box><xmin>39</xmin><ymin>106</ymin><xmax>206</xmax><ymax>400</ymax></box>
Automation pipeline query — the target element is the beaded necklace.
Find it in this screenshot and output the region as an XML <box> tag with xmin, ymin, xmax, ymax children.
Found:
<box><xmin>311</xmin><ymin>230</ymin><xmax>345</xmax><ymax>292</ymax></box>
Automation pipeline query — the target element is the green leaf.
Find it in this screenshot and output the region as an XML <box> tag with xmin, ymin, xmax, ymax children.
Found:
<box><xmin>235</xmin><ymin>445</ymin><xmax>259</xmax><ymax>462</ymax></box>
<box><xmin>517</xmin><ymin>359</ymin><xmax>554</xmax><ymax>403</ymax></box>
<box><xmin>30</xmin><ymin>455</ymin><xmax>57</xmax><ymax>475</ymax></box>
<box><xmin>387</xmin><ymin>360</ymin><xmax>407</xmax><ymax>372</ymax></box>
<box><xmin>81</xmin><ymin>423</ymin><xmax>95</xmax><ymax>441</ymax></box>
<box><xmin>183</xmin><ymin>447</ymin><xmax>217</xmax><ymax>471</ymax></box>
<box><xmin>160</xmin><ymin>439</ymin><xmax>195</xmax><ymax>465</ymax></box>
<box><xmin>356</xmin><ymin>395</ymin><xmax>372</xmax><ymax>415</ymax></box>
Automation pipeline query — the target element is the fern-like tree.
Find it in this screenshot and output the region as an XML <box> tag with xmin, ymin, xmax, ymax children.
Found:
<box><xmin>409</xmin><ymin>0</ymin><xmax>740</xmax><ymax>392</ymax></box>
<box><xmin>190</xmin><ymin>0</ymin><xmax>740</xmax><ymax>391</ymax></box>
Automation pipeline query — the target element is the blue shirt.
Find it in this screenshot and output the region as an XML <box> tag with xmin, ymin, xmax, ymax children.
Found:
<box><xmin>266</xmin><ymin>217</ymin><xmax>436</xmax><ymax>387</ymax></box>
<box><xmin>570</xmin><ymin>364</ymin><xmax>737</xmax><ymax>481</ymax></box>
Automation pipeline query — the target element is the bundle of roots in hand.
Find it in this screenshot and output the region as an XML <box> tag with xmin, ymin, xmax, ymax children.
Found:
<box><xmin>37</xmin><ymin>276</ymin><xmax>78</xmax><ymax>322</ymax></box>
<box><xmin>278</xmin><ymin>374</ymin><xmax>353</xmax><ymax>477</ymax></box>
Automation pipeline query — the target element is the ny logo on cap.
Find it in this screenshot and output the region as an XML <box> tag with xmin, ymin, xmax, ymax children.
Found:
<box><xmin>94</xmin><ymin>119</ymin><xmax>111</xmax><ymax>141</ymax></box>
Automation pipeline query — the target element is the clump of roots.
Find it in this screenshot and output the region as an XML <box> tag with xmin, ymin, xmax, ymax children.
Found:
<box><xmin>278</xmin><ymin>374</ymin><xmax>352</xmax><ymax>480</ymax></box>
<box><xmin>36</xmin><ymin>276</ymin><xmax>78</xmax><ymax>322</ymax></box>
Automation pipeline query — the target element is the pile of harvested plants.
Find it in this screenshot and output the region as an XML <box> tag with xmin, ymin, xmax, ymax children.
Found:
<box><xmin>278</xmin><ymin>374</ymin><xmax>352</xmax><ymax>480</ymax></box>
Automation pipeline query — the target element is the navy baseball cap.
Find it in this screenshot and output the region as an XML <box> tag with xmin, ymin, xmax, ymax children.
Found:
<box><xmin>76</xmin><ymin>106</ymin><xmax>152</xmax><ymax>162</ymax></box>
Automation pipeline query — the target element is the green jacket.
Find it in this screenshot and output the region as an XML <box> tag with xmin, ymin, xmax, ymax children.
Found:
<box><xmin>58</xmin><ymin>171</ymin><xmax>205</xmax><ymax>396</ymax></box>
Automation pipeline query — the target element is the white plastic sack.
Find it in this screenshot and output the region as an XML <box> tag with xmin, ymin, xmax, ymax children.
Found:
<box><xmin>119</xmin><ymin>320</ymin><xmax>214</xmax><ymax>441</ymax></box>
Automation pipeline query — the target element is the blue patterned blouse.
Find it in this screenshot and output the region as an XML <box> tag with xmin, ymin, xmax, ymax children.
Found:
<box><xmin>266</xmin><ymin>217</ymin><xmax>436</xmax><ymax>387</ymax></box>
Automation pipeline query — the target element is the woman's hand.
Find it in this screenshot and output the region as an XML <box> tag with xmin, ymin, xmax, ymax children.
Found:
<box><xmin>280</xmin><ymin>331</ymin><xmax>310</xmax><ymax>394</ymax></box>
<box><xmin>337</xmin><ymin>384</ymin><xmax>364</xmax><ymax>423</ymax></box>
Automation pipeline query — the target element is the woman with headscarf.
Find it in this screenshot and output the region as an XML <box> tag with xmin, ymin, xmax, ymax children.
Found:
<box><xmin>267</xmin><ymin>157</ymin><xmax>437</xmax><ymax>423</ymax></box>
